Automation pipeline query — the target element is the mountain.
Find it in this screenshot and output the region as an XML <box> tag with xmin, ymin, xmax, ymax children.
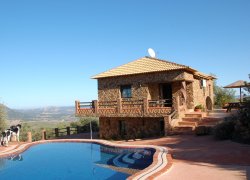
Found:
<box><xmin>5</xmin><ymin>106</ymin><xmax>76</xmax><ymax>121</ymax></box>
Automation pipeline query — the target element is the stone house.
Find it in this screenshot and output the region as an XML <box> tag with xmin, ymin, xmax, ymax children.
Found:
<box><xmin>75</xmin><ymin>57</ymin><xmax>215</xmax><ymax>139</ymax></box>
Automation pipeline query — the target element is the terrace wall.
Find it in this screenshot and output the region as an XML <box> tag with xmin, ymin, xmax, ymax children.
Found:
<box><xmin>99</xmin><ymin>117</ymin><xmax>164</xmax><ymax>139</ymax></box>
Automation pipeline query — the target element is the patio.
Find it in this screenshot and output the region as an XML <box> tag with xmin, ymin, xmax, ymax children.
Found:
<box><xmin>118</xmin><ymin>135</ymin><xmax>250</xmax><ymax>180</ymax></box>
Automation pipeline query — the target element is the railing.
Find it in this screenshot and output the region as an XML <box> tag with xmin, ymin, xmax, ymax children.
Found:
<box><xmin>79</xmin><ymin>102</ymin><xmax>93</xmax><ymax>108</ymax></box>
<box><xmin>148</xmin><ymin>99</ymin><xmax>172</xmax><ymax>107</ymax></box>
<box><xmin>75</xmin><ymin>98</ymin><xmax>173</xmax><ymax>117</ymax></box>
<box><xmin>41</xmin><ymin>125</ymin><xmax>98</xmax><ymax>140</ymax></box>
<box><xmin>54</xmin><ymin>127</ymin><xmax>78</xmax><ymax>137</ymax></box>
<box><xmin>99</xmin><ymin>101</ymin><xmax>117</xmax><ymax>108</ymax></box>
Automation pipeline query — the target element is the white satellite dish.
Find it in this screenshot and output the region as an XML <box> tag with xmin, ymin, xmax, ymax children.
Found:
<box><xmin>148</xmin><ymin>48</ymin><xmax>156</xmax><ymax>58</ymax></box>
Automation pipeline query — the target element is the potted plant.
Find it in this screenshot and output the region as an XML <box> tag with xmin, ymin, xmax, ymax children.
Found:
<box><xmin>194</xmin><ymin>104</ymin><xmax>203</xmax><ymax>112</ymax></box>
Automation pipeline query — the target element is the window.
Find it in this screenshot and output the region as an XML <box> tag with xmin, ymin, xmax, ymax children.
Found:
<box><xmin>120</xmin><ymin>85</ymin><xmax>132</xmax><ymax>98</ymax></box>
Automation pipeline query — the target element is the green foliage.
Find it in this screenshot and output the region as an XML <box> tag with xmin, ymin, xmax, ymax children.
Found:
<box><xmin>194</xmin><ymin>104</ymin><xmax>203</xmax><ymax>109</ymax></box>
<box><xmin>195</xmin><ymin>126</ymin><xmax>212</xmax><ymax>136</ymax></box>
<box><xmin>19</xmin><ymin>121</ymin><xmax>70</xmax><ymax>141</ymax></box>
<box><xmin>213</xmin><ymin>78</ymin><xmax>250</xmax><ymax>143</ymax></box>
<box><xmin>70</xmin><ymin>117</ymin><xmax>99</xmax><ymax>133</ymax></box>
<box><xmin>19</xmin><ymin>123</ymin><xmax>42</xmax><ymax>142</ymax></box>
<box><xmin>0</xmin><ymin>104</ymin><xmax>7</xmax><ymax>132</ymax></box>
<box><xmin>214</xmin><ymin>81</ymin><xmax>236</xmax><ymax>108</ymax></box>
<box><xmin>214</xmin><ymin>120</ymin><xmax>236</xmax><ymax>140</ymax></box>
<box><xmin>232</xmin><ymin>102</ymin><xmax>250</xmax><ymax>144</ymax></box>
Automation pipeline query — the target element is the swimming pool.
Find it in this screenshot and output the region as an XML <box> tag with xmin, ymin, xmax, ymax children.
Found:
<box><xmin>0</xmin><ymin>142</ymin><xmax>156</xmax><ymax>180</ymax></box>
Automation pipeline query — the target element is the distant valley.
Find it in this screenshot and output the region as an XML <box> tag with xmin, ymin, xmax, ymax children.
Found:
<box><xmin>6</xmin><ymin>106</ymin><xmax>77</xmax><ymax>121</ymax></box>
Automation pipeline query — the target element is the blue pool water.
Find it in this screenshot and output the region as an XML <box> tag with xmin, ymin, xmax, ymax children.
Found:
<box><xmin>0</xmin><ymin>143</ymin><xmax>155</xmax><ymax>180</ymax></box>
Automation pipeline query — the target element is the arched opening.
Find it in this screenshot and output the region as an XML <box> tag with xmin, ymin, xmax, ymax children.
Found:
<box><xmin>206</xmin><ymin>96</ymin><xmax>213</xmax><ymax>110</ymax></box>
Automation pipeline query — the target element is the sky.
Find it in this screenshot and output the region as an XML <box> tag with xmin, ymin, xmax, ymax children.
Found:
<box><xmin>0</xmin><ymin>0</ymin><xmax>249</xmax><ymax>109</ymax></box>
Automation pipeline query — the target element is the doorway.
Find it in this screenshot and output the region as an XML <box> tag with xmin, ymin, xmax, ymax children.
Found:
<box><xmin>160</xmin><ymin>83</ymin><xmax>173</xmax><ymax>107</ymax></box>
<box><xmin>160</xmin><ymin>119</ymin><xmax>165</xmax><ymax>136</ymax></box>
<box><xmin>119</xmin><ymin>120</ymin><xmax>126</xmax><ymax>138</ymax></box>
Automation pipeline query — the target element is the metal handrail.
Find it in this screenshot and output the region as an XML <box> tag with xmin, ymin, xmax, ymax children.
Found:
<box><xmin>148</xmin><ymin>99</ymin><xmax>172</xmax><ymax>107</ymax></box>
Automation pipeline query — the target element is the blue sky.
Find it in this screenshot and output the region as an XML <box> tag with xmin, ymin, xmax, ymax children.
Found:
<box><xmin>0</xmin><ymin>0</ymin><xmax>249</xmax><ymax>109</ymax></box>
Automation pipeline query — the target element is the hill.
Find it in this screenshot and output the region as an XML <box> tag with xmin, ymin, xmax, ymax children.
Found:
<box><xmin>5</xmin><ymin>105</ymin><xmax>76</xmax><ymax>121</ymax></box>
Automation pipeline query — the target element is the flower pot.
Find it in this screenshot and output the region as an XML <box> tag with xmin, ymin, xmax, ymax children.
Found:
<box><xmin>194</xmin><ymin>108</ymin><xmax>202</xmax><ymax>112</ymax></box>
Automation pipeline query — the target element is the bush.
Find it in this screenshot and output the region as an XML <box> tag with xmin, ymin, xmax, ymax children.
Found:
<box><xmin>19</xmin><ymin>123</ymin><xmax>42</xmax><ymax>142</ymax></box>
<box><xmin>0</xmin><ymin>104</ymin><xmax>7</xmax><ymax>132</ymax></box>
<box><xmin>195</xmin><ymin>104</ymin><xmax>203</xmax><ymax>109</ymax></box>
<box><xmin>214</xmin><ymin>81</ymin><xmax>236</xmax><ymax>108</ymax></box>
<box><xmin>70</xmin><ymin>117</ymin><xmax>99</xmax><ymax>133</ymax></box>
<box><xmin>232</xmin><ymin>102</ymin><xmax>250</xmax><ymax>144</ymax></box>
<box><xmin>195</xmin><ymin>126</ymin><xmax>212</xmax><ymax>136</ymax></box>
<box><xmin>214</xmin><ymin>120</ymin><xmax>236</xmax><ymax>140</ymax></box>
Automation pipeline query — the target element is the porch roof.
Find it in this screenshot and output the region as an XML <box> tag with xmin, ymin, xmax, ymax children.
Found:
<box><xmin>92</xmin><ymin>57</ymin><xmax>214</xmax><ymax>80</ymax></box>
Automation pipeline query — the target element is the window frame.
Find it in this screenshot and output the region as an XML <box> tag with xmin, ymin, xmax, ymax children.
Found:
<box><xmin>120</xmin><ymin>85</ymin><xmax>132</xmax><ymax>98</ymax></box>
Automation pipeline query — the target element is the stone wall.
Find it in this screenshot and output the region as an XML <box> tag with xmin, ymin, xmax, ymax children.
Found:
<box><xmin>98</xmin><ymin>70</ymin><xmax>187</xmax><ymax>102</ymax></box>
<box><xmin>97</xmin><ymin>70</ymin><xmax>214</xmax><ymax>112</ymax></box>
<box><xmin>186</xmin><ymin>82</ymin><xmax>194</xmax><ymax>109</ymax></box>
<box><xmin>148</xmin><ymin>83</ymin><xmax>159</xmax><ymax>100</ymax></box>
<box><xmin>193</xmin><ymin>78</ymin><xmax>214</xmax><ymax>109</ymax></box>
<box><xmin>99</xmin><ymin>117</ymin><xmax>164</xmax><ymax>139</ymax></box>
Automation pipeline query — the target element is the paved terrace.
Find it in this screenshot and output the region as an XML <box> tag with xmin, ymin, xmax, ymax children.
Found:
<box><xmin>118</xmin><ymin>135</ymin><xmax>250</xmax><ymax>180</ymax></box>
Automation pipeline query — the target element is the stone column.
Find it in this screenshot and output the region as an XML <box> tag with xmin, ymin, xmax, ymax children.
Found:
<box><xmin>143</xmin><ymin>97</ymin><xmax>148</xmax><ymax>115</ymax></box>
<box><xmin>75</xmin><ymin>100</ymin><xmax>79</xmax><ymax>114</ymax></box>
<box><xmin>117</xmin><ymin>98</ymin><xmax>122</xmax><ymax>114</ymax></box>
<box><xmin>164</xmin><ymin>116</ymin><xmax>172</xmax><ymax>136</ymax></box>
<box><xmin>93</xmin><ymin>100</ymin><xmax>98</xmax><ymax>114</ymax></box>
<box><xmin>41</xmin><ymin>129</ymin><xmax>46</xmax><ymax>140</ymax></box>
<box><xmin>27</xmin><ymin>132</ymin><xmax>32</xmax><ymax>143</ymax></box>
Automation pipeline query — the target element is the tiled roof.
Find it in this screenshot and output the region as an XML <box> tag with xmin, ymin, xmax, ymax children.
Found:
<box><xmin>92</xmin><ymin>57</ymin><xmax>197</xmax><ymax>79</ymax></box>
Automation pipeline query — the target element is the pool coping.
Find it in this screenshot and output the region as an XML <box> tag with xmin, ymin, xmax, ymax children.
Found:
<box><xmin>0</xmin><ymin>139</ymin><xmax>172</xmax><ymax>180</ymax></box>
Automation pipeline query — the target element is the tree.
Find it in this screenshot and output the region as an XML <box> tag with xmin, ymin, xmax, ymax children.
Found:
<box><xmin>0</xmin><ymin>104</ymin><xmax>7</xmax><ymax>132</ymax></box>
<box><xmin>214</xmin><ymin>81</ymin><xmax>236</xmax><ymax>108</ymax></box>
<box><xmin>243</xmin><ymin>73</ymin><xmax>250</xmax><ymax>95</ymax></box>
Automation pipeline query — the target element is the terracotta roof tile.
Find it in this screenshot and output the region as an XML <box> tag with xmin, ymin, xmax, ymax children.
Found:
<box><xmin>92</xmin><ymin>57</ymin><xmax>197</xmax><ymax>79</ymax></box>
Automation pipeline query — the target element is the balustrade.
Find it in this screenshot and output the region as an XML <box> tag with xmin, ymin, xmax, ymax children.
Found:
<box><xmin>75</xmin><ymin>98</ymin><xmax>172</xmax><ymax>117</ymax></box>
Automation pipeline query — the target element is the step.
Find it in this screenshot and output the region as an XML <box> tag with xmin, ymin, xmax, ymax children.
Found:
<box><xmin>172</xmin><ymin>126</ymin><xmax>194</xmax><ymax>135</ymax></box>
<box><xmin>122</xmin><ymin>153</ymin><xmax>135</xmax><ymax>164</ymax></box>
<box><xmin>198</xmin><ymin>122</ymin><xmax>218</xmax><ymax>126</ymax></box>
<box><xmin>132</xmin><ymin>152</ymin><xmax>143</xmax><ymax>160</ymax></box>
<box><xmin>113</xmin><ymin>154</ymin><xmax>129</xmax><ymax>168</ymax></box>
<box><xmin>182</xmin><ymin>117</ymin><xmax>201</xmax><ymax>122</ymax></box>
<box><xmin>201</xmin><ymin>117</ymin><xmax>223</xmax><ymax>123</ymax></box>
<box><xmin>178</xmin><ymin>121</ymin><xmax>197</xmax><ymax>127</ymax></box>
<box><xmin>185</xmin><ymin>113</ymin><xmax>204</xmax><ymax>118</ymax></box>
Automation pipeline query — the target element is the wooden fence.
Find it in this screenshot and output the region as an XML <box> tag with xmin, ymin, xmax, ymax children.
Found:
<box><xmin>41</xmin><ymin>125</ymin><xmax>97</xmax><ymax>140</ymax></box>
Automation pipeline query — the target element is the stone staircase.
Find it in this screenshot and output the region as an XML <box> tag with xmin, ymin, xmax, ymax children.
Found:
<box><xmin>171</xmin><ymin>112</ymin><xmax>224</xmax><ymax>135</ymax></box>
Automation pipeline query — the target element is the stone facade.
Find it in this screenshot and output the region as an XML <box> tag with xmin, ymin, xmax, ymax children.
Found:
<box><xmin>77</xmin><ymin>67</ymin><xmax>214</xmax><ymax>139</ymax></box>
<box><xmin>192</xmin><ymin>77</ymin><xmax>214</xmax><ymax>109</ymax></box>
<box><xmin>99</xmin><ymin>117</ymin><xmax>164</xmax><ymax>139</ymax></box>
<box><xmin>98</xmin><ymin>70</ymin><xmax>186</xmax><ymax>102</ymax></box>
<box><xmin>98</xmin><ymin>70</ymin><xmax>214</xmax><ymax>111</ymax></box>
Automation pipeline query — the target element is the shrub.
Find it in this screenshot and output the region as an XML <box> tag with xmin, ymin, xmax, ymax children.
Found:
<box><xmin>195</xmin><ymin>126</ymin><xmax>212</xmax><ymax>136</ymax></box>
<box><xmin>70</xmin><ymin>117</ymin><xmax>99</xmax><ymax>133</ymax></box>
<box><xmin>232</xmin><ymin>102</ymin><xmax>250</xmax><ymax>144</ymax></box>
<box><xmin>19</xmin><ymin>123</ymin><xmax>42</xmax><ymax>142</ymax></box>
<box><xmin>195</xmin><ymin>104</ymin><xmax>203</xmax><ymax>109</ymax></box>
<box><xmin>214</xmin><ymin>120</ymin><xmax>236</xmax><ymax>140</ymax></box>
<box><xmin>0</xmin><ymin>104</ymin><xmax>7</xmax><ymax>132</ymax></box>
<box><xmin>214</xmin><ymin>81</ymin><xmax>236</xmax><ymax>108</ymax></box>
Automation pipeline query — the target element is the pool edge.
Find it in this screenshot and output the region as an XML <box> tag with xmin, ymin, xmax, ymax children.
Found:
<box><xmin>0</xmin><ymin>139</ymin><xmax>172</xmax><ymax>180</ymax></box>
